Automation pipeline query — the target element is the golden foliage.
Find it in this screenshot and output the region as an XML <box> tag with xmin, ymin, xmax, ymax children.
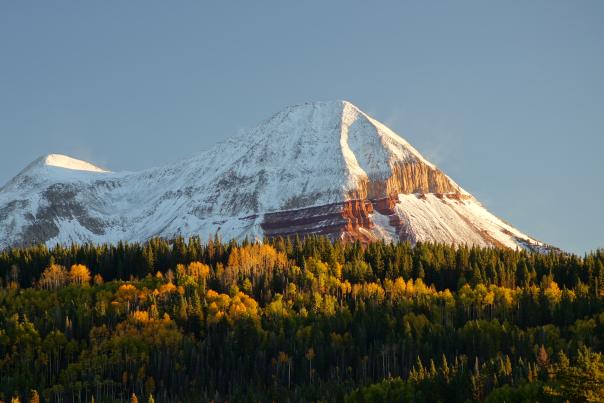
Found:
<box><xmin>227</xmin><ymin>244</ymin><xmax>288</xmax><ymax>280</ymax></box>
<box><xmin>93</xmin><ymin>273</ymin><xmax>104</xmax><ymax>285</ymax></box>
<box><xmin>132</xmin><ymin>310</ymin><xmax>150</xmax><ymax>323</ymax></box>
<box><xmin>117</xmin><ymin>284</ymin><xmax>138</xmax><ymax>300</ymax></box>
<box><xmin>39</xmin><ymin>264</ymin><xmax>68</xmax><ymax>289</ymax></box>
<box><xmin>159</xmin><ymin>282</ymin><xmax>177</xmax><ymax>295</ymax></box>
<box><xmin>544</xmin><ymin>280</ymin><xmax>563</xmax><ymax>304</ymax></box>
<box><xmin>205</xmin><ymin>289</ymin><xmax>259</xmax><ymax>325</ymax></box>
<box><xmin>69</xmin><ymin>264</ymin><xmax>91</xmax><ymax>286</ymax></box>
<box><xmin>187</xmin><ymin>261</ymin><xmax>210</xmax><ymax>280</ymax></box>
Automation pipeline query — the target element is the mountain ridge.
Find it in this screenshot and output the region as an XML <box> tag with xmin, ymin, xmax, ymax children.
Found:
<box><xmin>0</xmin><ymin>100</ymin><xmax>554</xmax><ymax>252</ymax></box>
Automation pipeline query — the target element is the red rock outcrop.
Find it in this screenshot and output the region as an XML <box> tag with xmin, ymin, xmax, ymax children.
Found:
<box><xmin>262</xmin><ymin>160</ymin><xmax>471</xmax><ymax>243</ymax></box>
<box><xmin>262</xmin><ymin>199</ymin><xmax>376</xmax><ymax>242</ymax></box>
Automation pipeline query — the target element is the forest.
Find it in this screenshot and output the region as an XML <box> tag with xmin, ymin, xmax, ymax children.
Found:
<box><xmin>0</xmin><ymin>235</ymin><xmax>603</xmax><ymax>402</ymax></box>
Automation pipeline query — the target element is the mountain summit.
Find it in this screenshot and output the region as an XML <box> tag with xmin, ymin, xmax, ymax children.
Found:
<box><xmin>0</xmin><ymin>101</ymin><xmax>551</xmax><ymax>251</ymax></box>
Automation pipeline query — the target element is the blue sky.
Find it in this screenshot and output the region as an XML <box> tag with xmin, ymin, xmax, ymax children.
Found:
<box><xmin>1</xmin><ymin>1</ymin><xmax>602</xmax><ymax>254</ymax></box>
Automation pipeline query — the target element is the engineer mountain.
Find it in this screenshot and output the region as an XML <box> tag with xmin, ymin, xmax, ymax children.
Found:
<box><xmin>0</xmin><ymin>101</ymin><xmax>551</xmax><ymax>251</ymax></box>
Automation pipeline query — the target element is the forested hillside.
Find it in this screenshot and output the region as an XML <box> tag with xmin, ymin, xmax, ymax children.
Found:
<box><xmin>0</xmin><ymin>236</ymin><xmax>603</xmax><ymax>402</ymax></box>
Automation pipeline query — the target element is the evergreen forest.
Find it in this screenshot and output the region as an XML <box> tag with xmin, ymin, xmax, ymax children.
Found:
<box><xmin>0</xmin><ymin>236</ymin><xmax>603</xmax><ymax>402</ymax></box>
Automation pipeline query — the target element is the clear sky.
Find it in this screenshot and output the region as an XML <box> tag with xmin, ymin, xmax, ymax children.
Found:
<box><xmin>1</xmin><ymin>1</ymin><xmax>602</xmax><ymax>254</ymax></box>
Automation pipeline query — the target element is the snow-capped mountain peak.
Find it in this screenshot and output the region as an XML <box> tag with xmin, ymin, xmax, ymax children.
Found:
<box><xmin>17</xmin><ymin>154</ymin><xmax>108</xmax><ymax>176</ymax></box>
<box><xmin>40</xmin><ymin>154</ymin><xmax>109</xmax><ymax>172</ymax></box>
<box><xmin>0</xmin><ymin>101</ymin><xmax>553</xmax><ymax>252</ymax></box>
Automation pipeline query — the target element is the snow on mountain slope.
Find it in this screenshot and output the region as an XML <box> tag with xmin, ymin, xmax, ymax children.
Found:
<box><xmin>0</xmin><ymin>100</ymin><xmax>553</xmax><ymax>251</ymax></box>
<box><xmin>42</xmin><ymin>154</ymin><xmax>108</xmax><ymax>172</ymax></box>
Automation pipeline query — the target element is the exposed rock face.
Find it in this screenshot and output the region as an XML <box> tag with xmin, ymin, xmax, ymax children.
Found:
<box><xmin>262</xmin><ymin>199</ymin><xmax>375</xmax><ymax>242</ymax></box>
<box><xmin>351</xmin><ymin>161</ymin><xmax>462</xmax><ymax>201</ymax></box>
<box><xmin>0</xmin><ymin>101</ymin><xmax>554</xmax><ymax>252</ymax></box>
<box><xmin>261</xmin><ymin>192</ymin><xmax>486</xmax><ymax>247</ymax></box>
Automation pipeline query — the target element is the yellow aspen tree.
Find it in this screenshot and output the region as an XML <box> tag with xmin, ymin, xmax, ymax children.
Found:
<box><xmin>69</xmin><ymin>264</ymin><xmax>91</xmax><ymax>286</ymax></box>
<box><xmin>39</xmin><ymin>264</ymin><xmax>68</xmax><ymax>289</ymax></box>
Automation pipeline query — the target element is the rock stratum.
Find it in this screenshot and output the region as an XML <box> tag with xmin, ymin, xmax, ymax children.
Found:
<box><xmin>0</xmin><ymin>101</ymin><xmax>553</xmax><ymax>252</ymax></box>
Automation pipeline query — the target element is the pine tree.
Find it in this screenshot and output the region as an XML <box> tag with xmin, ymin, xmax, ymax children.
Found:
<box><xmin>417</xmin><ymin>262</ymin><xmax>425</xmax><ymax>280</ymax></box>
<box><xmin>545</xmin><ymin>347</ymin><xmax>604</xmax><ymax>402</ymax></box>
<box><xmin>472</xmin><ymin>264</ymin><xmax>483</xmax><ymax>286</ymax></box>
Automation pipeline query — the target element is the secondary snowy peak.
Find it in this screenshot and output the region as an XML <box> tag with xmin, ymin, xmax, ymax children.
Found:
<box><xmin>0</xmin><ymin>154</ymin><xmax>110</xmax><ymax>195</ymax></box>
<box><xmin>18</xmin><ymin>154</ymin><xmax>109</xmax><ymax>175</ymax></box>
<box><xmin>41</xmin><ymin>154</ymin><xmax>109</xmax><ymax>172</ymax></box>
<box><xmin>11</xmin><ymin>153</ymin><xmax>108</xmax><ymax>180</ymax></box>
<box><xmin>0</xmin><ymin>100</ymin><xmax>553</xmax><ymax>252</ymax></box>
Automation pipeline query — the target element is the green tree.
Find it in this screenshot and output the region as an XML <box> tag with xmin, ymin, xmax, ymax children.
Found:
<box><xmin>545</xmin><ymin>347</ymin><xmax>604</xmax><ymax>402</ymax></box>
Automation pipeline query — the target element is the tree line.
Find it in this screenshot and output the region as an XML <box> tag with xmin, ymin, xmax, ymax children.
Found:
<box><xmin>0</xmin><ymin>236</ymin><xmax>603</xmax><ymax>402</ymax></box>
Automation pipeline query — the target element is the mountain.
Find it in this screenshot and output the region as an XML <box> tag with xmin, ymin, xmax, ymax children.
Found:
<box><xmin>0</xmin><ymin>100</ymin><xmax>553</xmax><ymax>251</ymax></box>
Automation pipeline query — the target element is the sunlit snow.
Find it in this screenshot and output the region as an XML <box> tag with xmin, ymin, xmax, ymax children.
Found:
<box><xmin>0</xmin><ymin>101</ymin><xmax>547</xmax><ymax>251</ymax></box>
